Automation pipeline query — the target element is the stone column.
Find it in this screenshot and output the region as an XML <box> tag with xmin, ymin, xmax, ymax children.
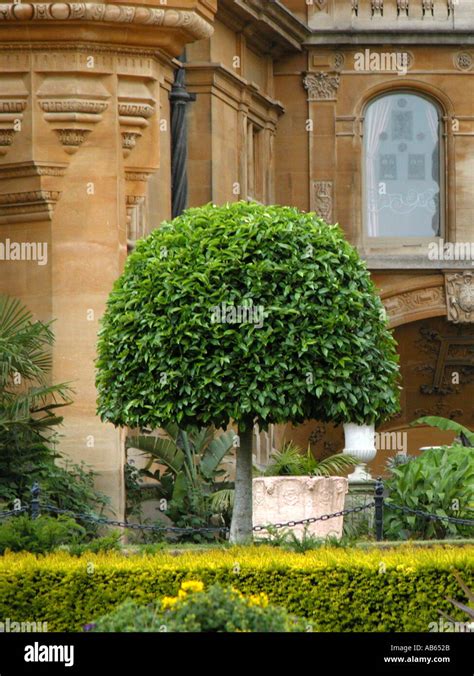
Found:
<box><xmin>0</xmin><ymin>2</ymin><xmax>215</xmax><ymax>517</ymax></box>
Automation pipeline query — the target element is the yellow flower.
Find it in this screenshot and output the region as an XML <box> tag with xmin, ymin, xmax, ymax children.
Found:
<box><xmin>248</xmin><ymin>593</ymin><xmax>269</xmax><ymax>608</ymax></box>
<box><xmin>180</xmin><ymin>580</ymin><xmax>204</xmax><ymax>593</ymax></box>
<box><xmin>161</xmin><ymin>596</ymin><xmax>179</xmax><ymax>609</ymax></box>
<box><xmin>178</xmin><ymin>589</ymin><xmax>188</xmax><ymax>599</ymax></box>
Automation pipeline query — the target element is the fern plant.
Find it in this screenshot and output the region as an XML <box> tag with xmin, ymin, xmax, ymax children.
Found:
<box><xmin>262</xmin><ymin>442</ymin><xmax>357</xmax><ymax>477</ymax></box>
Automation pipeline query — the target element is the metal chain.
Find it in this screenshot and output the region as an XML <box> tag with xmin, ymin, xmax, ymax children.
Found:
<box><xmin>252</xmin><ymin>501</ymin><xmax>375</xmax><ymax>532</ymax></box>
<box><xmin>42</xmin><ymin>505</ymin><xmax>229</xmax><ymax>534</ymax></box>
<box><xmin>39</xmin><ymin>501</ymin><xmax>375</xmax><ymax>534</ymax></box>
<box><xmin>0</xmin><ymin>507</ymin><xmax>28</xmax><ymax>519</ymax></box>
<box><xmin>385</xmin><ymin>501</ymin><xmax>474</xmax><ymax>527</ymax></box>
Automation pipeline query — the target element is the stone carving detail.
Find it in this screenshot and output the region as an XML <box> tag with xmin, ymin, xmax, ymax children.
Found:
<box><xmin>39</xmin><ymin>98</ymin><xmax>108</xmax><ymax>154</ymax></box>
<box><xmin>312</xmin><ymin>181</ymin><xmax>333</xmax><ymax>223</ymax></box>
<box><xmin>371</xmin><ymin>0</ymin><xmax>384</xmax><ymax>15</ymax></box>
<box><xmin>313</xmin><ymin>0</ymin><xmax>327</xmax><ymax>9</ymax></box>
<box><xmin>454</xmin><ymin>52</ymin><xmax>473</xmax><ymax>72</ymax></box>
<box><xmin>0</xmin><ymin>99</ymin><xmax>27</xmax><ymax>156</ymax></box>
<box><xmin>422</xmin><ymin>0</ymin><xmax>434</xmax><ymax>16</ymax></box>
<box><xmin>0</xmin><ymin>190</ymin><xmax>61</xmax><ymax>223</ymax></box>
<box><xmin>415</xmin><ymin>325</ymin><xmax>474</xmax><ymax>394</ymax></box>
<box><xmin>252</xmin><ymin>476</ymin><xmax>348</xmax><ymax>540</ymax></box>
<box><xmin>0</xmin><ymin>161</ymin><xmax>67</xmax><ymax>178</ymax></box>
<box><xmin>397</xmin><ymin>0</ymin><xmax>409</xmax><ymax>15</ymax></box>
<box><xmin>303</xmin><ymin>72</ymin><xmax>340</xmax><ymax>101</ymax></box>
<box><xmin>351</xmin><ymin>0</ymin><xmax>359</xmax><ymax>14</ymax></box>
<box><xmin>118</xmin><ymin>80</ymin><xmax>156</xmax><ymax>157</ymax></box>
<box><xmin>383</xmin><ymin>286</ymin><xmax>446</xmax><ymax>326</ymax></box>
<box><xmin>0</xmin><ymin>4</ymin><xmax>213</xmax><ymax>40</ymax></box>
<box><xmin>333</xmin><ymin>52</ymin><xmax>345</xmax><ymax>71</ymax></box>
<box><xmin>446</xmin><ymin>272</ymin><xmax>474</xmax><ymax>323</ymax></box>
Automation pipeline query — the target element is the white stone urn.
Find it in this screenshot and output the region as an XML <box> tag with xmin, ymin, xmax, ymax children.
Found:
<box><xmin>343</xmin><ymin>422</ymin><xmax>376</xmax><ymax>483</ymax></box>
<box><xmin>252</xmin><ymin>476</ymin><xmax>348</xmax><ymax>541</ymax></box>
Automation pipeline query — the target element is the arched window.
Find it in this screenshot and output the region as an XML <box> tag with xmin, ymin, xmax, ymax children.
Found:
<box><xmin>364</xmin><ymin>92</ymin><xmax>442</xmax><ymax>239</ymax></box>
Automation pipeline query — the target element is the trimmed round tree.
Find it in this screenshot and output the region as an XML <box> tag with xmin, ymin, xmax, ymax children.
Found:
<box><xmin>96</xmin><ymin>202</ymin><xmax>400</xmax><ymax>543</ymax></box>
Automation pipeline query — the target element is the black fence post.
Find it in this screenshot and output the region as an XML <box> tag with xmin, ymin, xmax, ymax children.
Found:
<box><xmin>374</xmin><ymin>477</ymin><xmax>384</xmax><ymax>542</ymax></box>
<box><xmin>30</xmin><ymin>482</ymin><xmax>40</xmax><ymax>520</ymax></box>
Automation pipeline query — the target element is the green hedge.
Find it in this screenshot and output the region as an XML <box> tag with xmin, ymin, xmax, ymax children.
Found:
<box><xmin>0</xmin><ymin>546</ymin><xmax>473</xmax><ymax>632</ymax></box>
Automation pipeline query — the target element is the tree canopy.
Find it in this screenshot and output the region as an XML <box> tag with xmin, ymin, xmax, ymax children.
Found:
<box><xmin>96</xmin><ymin>202</ymin><xmax>400</xmax><ymax>431</ymax></box>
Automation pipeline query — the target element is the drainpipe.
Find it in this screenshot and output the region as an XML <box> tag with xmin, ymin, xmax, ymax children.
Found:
<box><xmin>170</xmin><ymin>53</ymin><xmax>196</xmax><ymax>218</ymax></box>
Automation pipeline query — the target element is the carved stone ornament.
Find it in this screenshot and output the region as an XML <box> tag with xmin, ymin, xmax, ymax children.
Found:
<box><xmin>0</xmin><ymin>4</ymin><xmax>213</xmax><ymax>41</ymax></box>
<box><xmin>303</xmin><ymin>72</ymin><xmax>340</xmax><ymax>101</ymax></box>
<box><xmin>383</xmin><ymin>285</ymin><xmax>446</xmax><ymax>327</ymax></box>
<box><xmin>0</xmin><ymin>190</ymin><xmax>61</xmax><ymax>224</ymax></box>
<box><xmin>118</xmin><ymin>78</ymin><xmax>156</xmax><ymax>157</ymax></box>
<box><xmin>446</xmin><ymin>271</ymin><xmax>474</xmax><ymax>323</ymax></box>
<box><xmin>0</xmin><ymin>99</ymin><xmax>27</xmax><ymax>156</ymax></box>
<box><xmin>119</xmin><ymin>104</ymin><xmax>155</xmax><ymax>157</ymax></box>
<box><xmin>39</xmin><ymin>97</ymin><xmax>108</xmax><ymax>154</ymax></box>
<box><xmin>312</xmin><ymin>181</ymin><xmax>333</xmax><ymax>223</ymax></box>
<box><xmin>454</xmin><ymin>52</ymin><xmax>473</xmax><ymax>72</ymax></box>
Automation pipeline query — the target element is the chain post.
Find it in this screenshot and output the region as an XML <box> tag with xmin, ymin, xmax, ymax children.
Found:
<box><xmin>30</xmin><ymin>482</ymin><xmax>41</xmax><ymax>520</ymax></box>
<box><xmin>374</xmin><ymin>476</ymin><xmax>384</xmax><ymax>542</ymax></box>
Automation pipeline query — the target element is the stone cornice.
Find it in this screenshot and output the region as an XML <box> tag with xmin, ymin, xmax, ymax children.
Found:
<box><xmin>185</xmin><ymin>62</ymin><xmax>285</xmax><ymax>117</ymax></box>
<box><xmin>305</xmin><ymin>31</ymin><xmax>474</xmax><ymax>47</ymax></box>
<box><xmin>0</xmin><ymin>3</ymin><xmax>214</xmax><ymax>54</ymax></box>
<box><xmin>217</xmin><ymin>0</ymin><xmax>310</xmax><ymax>55</ymax></box>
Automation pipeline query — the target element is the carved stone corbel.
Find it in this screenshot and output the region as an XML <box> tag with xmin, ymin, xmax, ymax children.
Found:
<box><xmin>0</xmin><ymin>99</ymin><xmax>27</xmax><ymax>155</ymax></box>
<box><xmin>39</xmin><ymin>98</ymin><xmax>108</xmax><ymax>154</ymax></box>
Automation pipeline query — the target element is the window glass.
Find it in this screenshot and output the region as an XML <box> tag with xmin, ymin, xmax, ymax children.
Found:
<box><xmin>364</xmin><ymin>93</ymin><xmax>441</xmax><ymax>238</ymax></box>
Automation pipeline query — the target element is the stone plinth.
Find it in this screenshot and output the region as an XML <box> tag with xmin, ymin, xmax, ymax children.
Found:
<box><xmin>253</xmin><ymin>476</ymin><xmax>348</xmax><ymax>540</ymax></box>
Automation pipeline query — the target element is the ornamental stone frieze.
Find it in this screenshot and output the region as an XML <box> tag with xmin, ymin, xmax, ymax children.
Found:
<box><xmin>382</xmin><ymin>284</ymin><xmax>447</xmax><ymax>328</ymax></box>
<box><xmin>303</xmin><ymin>72</ymin><xmax>340</xmax><ymax>102</ymax></box>
<box><xmin>0</xmin><ymin>3</ymin><xmax>214</xmax><ymax>54</ymax></box>
<box><xmin>445</xmin><ymin>271</ymin><xmax>474</xmax><ymax>323</ymax></box>
<box><xmin>0</xmin><ymin>189</ymin><xmax>61</xmax><ymax>224</ymax></box>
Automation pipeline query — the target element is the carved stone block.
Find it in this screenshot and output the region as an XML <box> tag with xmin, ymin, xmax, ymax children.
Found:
<box><xmin>253</xmin><ymin>476</ymin><xmax>348</xmax><ymax>540</ymax></box>
<box><xmin>446</xmin><ymin>271</ymin><xmax>474</xmax><ymax>323</ymax></box>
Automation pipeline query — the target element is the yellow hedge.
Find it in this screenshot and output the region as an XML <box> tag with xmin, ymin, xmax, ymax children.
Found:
<box><xmin>0</xmin><ymin>545</ymin><xmax>473</xmax><ymax>632</ymax></box>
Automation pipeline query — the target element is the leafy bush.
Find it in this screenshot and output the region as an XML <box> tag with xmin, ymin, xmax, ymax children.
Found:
<box><xmin>88</xmin><ymin>579</ymin><xmax>305</xmax><ymax>632</ymax></box>
<box><xmin>0</xmin><ymin>515</ymin><xmax>85</xmax><ymax>554</ymax></box>
<box><xmin>127</xmin><ymin>425</ymin><xmax>235</xmax><ymax>541</ymax></box>
<box><xmin>0</xmin><ymin>296</ymin><xmax>109</xmax><ymax>523</ymax></box>
<box><xmin>385</xmin><ymin>446</ymin><xmax>474</xmax><ymax>540</ymax></box>
<box><xmin>66</xmin><ymin>532</ymin><xmax>122</xmax><ymax>557</ymax></box>
<box><xmin>1</xmin><ymin>546</ymin><xmax>473</xmax><ymax>632</ymax></box>
<box><xmin>262</xmin><ymin>442</ymin><xmax>356</xmax><ymax>476</ymax></box>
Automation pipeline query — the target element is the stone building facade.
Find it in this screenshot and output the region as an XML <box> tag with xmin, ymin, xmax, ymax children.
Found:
<box><xmin>1</xmin><ymin>0</ymin><xmax>473</xmax><ymax>510</ymax></box>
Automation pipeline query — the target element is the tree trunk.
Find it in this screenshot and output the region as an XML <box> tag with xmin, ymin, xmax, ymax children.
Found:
<box><xmin>229</xmin><ymin>425</ymin><xmax>253</xmax><ymax>544</ymax></box>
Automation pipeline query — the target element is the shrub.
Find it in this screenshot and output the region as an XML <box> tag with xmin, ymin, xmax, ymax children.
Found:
<box><xmin>0</xmin><ymin>295</ymin><xmax>109</xmax><ymax>523</ymax></box>
<box><xmin>88</xmin><ymin>580</ymin><xmax>305</xmax><ymax>632</ymax></box>
<box><xmin>0</xmin><ymin>515</ymin><xmax>85</xmax><ymax>554</ymax></box>
<box><xmin>0</xmin><ymin>546</ymin><xmax>472</xmax><ymax>632</ymax></box>
<box><xmin>385</xmin><ymin>446</ymin><xmax>474</xmax><ymax>540</ymax></box>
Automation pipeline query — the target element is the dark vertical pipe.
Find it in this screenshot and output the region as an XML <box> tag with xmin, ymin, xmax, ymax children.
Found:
<box><xmin>170</xmin><ymin>53</ymin><xmax>196</xmax><ymax>218</ymax></box>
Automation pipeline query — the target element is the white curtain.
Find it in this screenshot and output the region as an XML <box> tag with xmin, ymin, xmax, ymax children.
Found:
<box><xmin>365</xmin><ymin>97</ymin><xmax>393</xmax><ymax>236</ymax></box>
<box><xmin>426</xmin><ymin>105</ymin><xmax>439</xmax><ymax>143</ymax></box>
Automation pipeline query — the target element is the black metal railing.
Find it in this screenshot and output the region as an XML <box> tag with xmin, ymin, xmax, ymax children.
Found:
<box><xmin>0</xmin><ymin>479</ymin><xmax>473</xmax><ymax>541</ymax></box>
